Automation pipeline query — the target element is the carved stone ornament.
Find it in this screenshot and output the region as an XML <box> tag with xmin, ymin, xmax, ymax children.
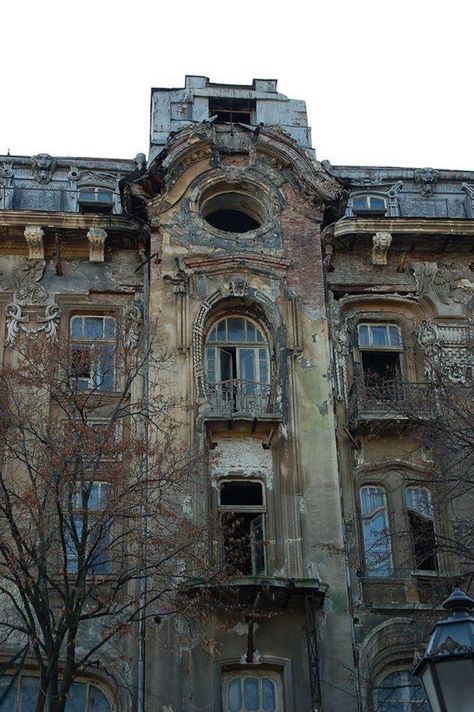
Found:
<box><xmin>412</xmin><ymin>261</ymin><xmax>474</xmax><ymax>305</ymax></box>
<box><xmin>24</xmin><ymin>225</ymin><xmax>45</xmax><ymax>260</ymax></box>
<box><xmin>414</xmin><ymin>167</ymin><xmax>439</xmax><ymax>197</ymax></box>
<box><xmin>87</xmin><ymin>227</ymin><xmax>107</xmax><ymax>263</ymax></box>
<box><xmin>417</xmin><ymin>319</ymin><xmax>474</xmax><ymax>383</ymax></box>
<box><xmin>2</xmin><ymin>259</ymin><xmax>61</xmax><ymax>347</ymax></box>
<box><xmin>31</xmin><ymin>153</ymin><xmax>57</xmax><ymax>184</ymax></box>
<box><xmin>5</xmin><ymin>303</ymin><xmax>61</xmax><ymax>346</ymax></box>
<box><xmin>228</xmin><ymin>279</ymin><xmax>249</xmax><ymax>297</ymax></box>
<box><xmin>122</xmin><ymin>302</ymin><xmax>143</xmax><ymax>350</ymax></box>
<box><xmin>371</xmin><ymin>232</ymin><xmax>392</xmax><ymax>265</ymax></box>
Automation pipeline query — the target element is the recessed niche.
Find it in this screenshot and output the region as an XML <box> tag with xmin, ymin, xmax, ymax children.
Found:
<box><xmin>199</xmin><ymin>180</ymin><xmax>268</xmax><ymax>234</ymax></box>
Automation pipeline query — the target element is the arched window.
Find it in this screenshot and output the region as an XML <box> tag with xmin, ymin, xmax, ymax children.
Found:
<box><xmin>205</xmin><ymin>316</ymin><xmax>270</xmax><ymax>415</ymax></box>
<box><xmin>405</xmin><ymin>486</ymin><xmax>438</xmax><ymax>572</ymax></box>
<box><xmin>376</xmin><ymin>670</ymin><xmax>430</xmax><ymax>711</ymax></box>
<box><xmin>352</xmin><ymin>194</ymin><xmax>387</xmax><ymax>216</ymax></box>
<box><xmin>360</xmin><ymin>485</ymin><xmax>392</xmax><ymax>577</ymax></box>
<box><xmin>0</xmin><ymin>675</ymin><xmax>111</xmax><ymax>711</ymax></box>
<box><xmin>222</xmin><ymin>671</ymin><xmax>283</xmax><ymax>712</ymax></box>
<box><xmin>78</xmin><ymin>186</ymin><xmax>114</xmax><ymax>215</ymax></box>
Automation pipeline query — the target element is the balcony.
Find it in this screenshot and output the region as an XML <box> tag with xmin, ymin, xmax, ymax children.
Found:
<box><xmin>206</xmin><ymin>379</ymin><xmax>273</xmax><ymax>418</ymax></box>
<box><xmin>348</xmin><ymin>377</ymin><xmax>430</xmax><ymax>431</ymax></box>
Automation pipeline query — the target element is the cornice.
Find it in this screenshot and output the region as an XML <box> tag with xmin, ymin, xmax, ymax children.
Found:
<box><xmin>0</xmin><ymin>210</ymin><xmax>139</xmax><ymax>232</ymax></box>
<box><xmin>333</xmin><ymin>217</ymin><xmax>474</xmax><ymax>238</ymax></box>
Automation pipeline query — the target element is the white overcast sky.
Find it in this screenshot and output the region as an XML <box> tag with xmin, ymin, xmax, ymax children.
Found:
<box><xmin>1</xmin><ymin>0</ymin><xmax>473</xmax><ymax>170</ymax></box>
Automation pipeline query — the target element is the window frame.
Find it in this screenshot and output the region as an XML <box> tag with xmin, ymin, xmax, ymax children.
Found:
<box><xmin>375</xmin><ymin>668</ymin><xmax>430</xmax><ymax>711</ymax></box>
<box><xmin>404</xmin><ymin>485</ymin><xmax>439</xmax><ymax>573</ymax></box>
<box><xmin>65</xmin><ymin>479</ymin><xmax>112</xmax><ymax>577</ymax></box>
<box><xmin>0</xmin><ymin>672</ymin><xmax>112</xmax><ymax>712</ymax></box>
<box><xmin>70</xmin><ymin>314</ymin><xmax>117</xmax><ymax>392</ymax></box>
<box><xmin>351</xmin><ymin>193</ymin><xmax>388</xmax><ymax>216</ymax></box>
<box><xmin>221</xmin><ymin>670</ymin><xmax>283</xmax><ymax>712</ymax></box>
<box><xmin>359</xmin><ymin>484</ymin><xmax>393</xmax><ymax>578</ymax></box>
<box><xmin>205</xmin><ymin>316</ymin><xmax>270</xmax><ymax>386</ymax></box>
<box><xmin>218</xmin><ymin>478</ymin><xmax>267</xmax><ymax>577</ymax></box>
<box><xmin>77</xmin><ymin>185</ymin><xmax>115</xmax><ymax>215</ymax></box>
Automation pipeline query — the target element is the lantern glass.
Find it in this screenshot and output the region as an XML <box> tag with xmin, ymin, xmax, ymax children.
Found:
<box><xmin>420</xmin><ymin>658</ymin><xmax>474</xmax><ymax>712</ymax></box>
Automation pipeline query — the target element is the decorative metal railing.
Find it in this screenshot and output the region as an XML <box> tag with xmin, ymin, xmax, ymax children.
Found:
<box><xmin>206</xmin><ymin>379</ymin><xmax>272</xmax><ymax>417</ymax></box>
<box><xmin>348</xmin><ymin>377</ymin><xmax>431</xmax><ymax>429</ymax></box>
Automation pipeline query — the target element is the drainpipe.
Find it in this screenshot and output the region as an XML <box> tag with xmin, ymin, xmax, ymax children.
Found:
<box><xmin>137</xmin><ymin>226</ymin><xmax>150</xmax><ymax>712</ymax></box>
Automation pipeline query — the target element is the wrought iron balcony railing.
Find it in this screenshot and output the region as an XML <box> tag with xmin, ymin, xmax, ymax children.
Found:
<box><xmin>348</xmin><ymin>377</ymin><xmax>431</xmax><ymax>430</ymax></box>
<box><xmin>206</xmin><ymin>379</ymin><xmax>272</xmax><ymax>418</ymax></box>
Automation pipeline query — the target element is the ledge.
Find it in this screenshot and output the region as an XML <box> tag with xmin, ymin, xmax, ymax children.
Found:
<box><xmin>332</xmin><ymin>217</ymin><xmax>474</xmax><ymax>238</ymax></box>
<box><xmin>183</xmin><ymin>576</ymin><xmax>327</xmax><ymax>608</ymax></box>
<box><xmin>0</xmin><ymin>210</ymin><xmax>139</xmax><ymax>232</ymax></box>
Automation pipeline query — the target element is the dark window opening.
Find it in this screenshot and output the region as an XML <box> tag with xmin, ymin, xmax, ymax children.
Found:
<box><xmin>205</xmin><ymin>209</ymin><xmax>260</xmax><ymax>233</ymax></box>
<box><xmin>220</xmin><ymin>480</ymin><xmax>265</xmax><ymax>576</ymax></box>
<box><xmin>78</xmin><ymin>188</ymin><xmax>114</xmax><ymax>215</ymax></box>
<box><xmin>220</xmin><ymin>481</ymin><xmax>263</xmax><ymax>507</ymax></box>
<box><xmin>362</xmin><ymin>352</ymin><xmax>401</xmax><ymax>381</ymax></box>
<box><xmin>222</xmin><ymin>512</ymin><xmax>265</xmax><ymax>576</ymax></box>
<box><xmin>409</xmin><ymin>511</ymin><xmax>438</xmax><ymax>571</ymax></box>
<box><xmin>209</xmin><ymin>98</ymin><xmax>255</xmax><ymax>124</ymax></box>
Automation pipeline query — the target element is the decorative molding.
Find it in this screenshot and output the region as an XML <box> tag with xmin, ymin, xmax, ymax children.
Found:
<box><xmin>371</xmin><ymin>232</ymin><xmax>392</xmax><ymax>265</ymax></box>
<box><xmin>31</xmin><ymin>153</ymin><xmax>57</xmax><ymax>184</ymax></box>
<box><xmin>87</xmin><ymin>227</ymin><xmax>107</xmax><ymax>262</ymax></box>
<box><xmin>414</xmin><ymin>167</ymin><xmax>439</xmax><ymax>197</ymax></box>
<box><xmin>5</xmin><ymin>303</ymin><xmax>61</xmax><ymax>346</ymax></box>
<box><xmin>417</xmin><ymin>319</ymin><xmax>474</xmax><ymax>383</ymax></box>
<box><xmin>122</xmin><ymin>302</ymin><xmax>143</xmax><ymax>350</ymax></box>
<box><xmin>24</xmin><ymin>225</ymin><xmax>44</xmax><ymax>260</ymax></box>
<box><xmin>412</xmin><ymin>262</ymin><xmax>474</xmax><ymax>305</ymax></box>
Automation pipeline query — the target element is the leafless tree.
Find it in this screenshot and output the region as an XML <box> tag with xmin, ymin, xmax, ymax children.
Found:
<box><xmin>0</xmin><ymin>327</ymin><xmax>213</xmax><ymax>712</ymax></box>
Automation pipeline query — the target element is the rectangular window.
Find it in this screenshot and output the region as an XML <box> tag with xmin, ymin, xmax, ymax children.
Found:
<box><xmin>65</xmin><ymin>481</ymin><xmax>111</xmax><ymax>575</ymax></box>
<box><xmin>219</xmin><ymin>480</ymin><xmax>266</xmax><ymax>576</ymax></box>
<box><xmin>360</xmin><ymin>485</ymin><xmax>392</xmax><ymax>577</ymax></box>
<box><xmin>357</xmin><ymin>324</ymin><xmax>403</xmax><ymax>400</ymax></box>
<box><xmin>70</xmin><ymin>316</ymin><xmax>116</xmax><ymax>391</ymax></box>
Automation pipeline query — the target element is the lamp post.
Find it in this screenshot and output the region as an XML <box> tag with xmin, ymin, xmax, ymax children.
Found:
<box><xmin>413</xmin><ymin>588</ymin><xmax>474</xmax><ymax>712</ymax></box>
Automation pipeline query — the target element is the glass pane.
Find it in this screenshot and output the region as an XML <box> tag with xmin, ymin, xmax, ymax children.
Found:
<box><xmin>259</xmin><ymin>349</ymin><xmax>269</xmax><ymax>384</ymax></box>
<box><xmin>358</xmin><ymin>325</ymin><xmax>369</xmax><ymax>346</ymax></box>
<box><xmin>71</xmin><ymin>316</ymin><xmax>83</xmax><ymax>338</ymax></box>
<box><xmin>84</xmin><ymin>317</ymin><xmax>104</xmax><ymax>339</ymax></box>
<box><xmin>239</xmin><ymin>349</ymin><xmax>256</xmax><ymax>382</ymax></box>
<box><xmin>353</xmin><ymin>196</ymin><xmax>369</xmax><ymax>211</ymax></box>
<box><xmin>104</xmin><ymin>317</ymin><xmax>116</xmax><ymax>339</ymax></box>
<box><xmin>243</xmin><ymin>678</ymin><xmax>259</xmax><ymax>711</ymax></box>
<box><xmin>228</xmin><ymin>318</ymin><xmax>245</xmax><ymax>342</ymax></box>
<box><xmin>364</xmin><ymin>511</ymin><xmax>391</xmax><ymax>576</ymax></box>
<box><xmin>0</xmin><ymin>676</ymin><xmax>17</xmax><ymax>712</ymax></box>
<box><xmin>256</xmin><ymin>327</ymin><xmax>265</xmax><ymax>343</ymax></box>
<box><xmin>406</xmin><ymin>487</ymin><xmax>433</xmax><ymax>517</ymax></box>
<box><xmin>220</xmin><ymin>349</ymin><xmax>234</xmax><ymax>381</ymax></box>
<box><xmin>66</xmin><ymin>516</ymin><xmax>82</xmax><ymax>573</ymax></box>
<box><xmin>246</xmin><ymin>322</ymin><xmax>256</xmax><ymax>342</ymax></box>
<box><xmin>95</xmin><ymin>344</ymin><xmax>115</xmax><ymax>390</ymax></box>
<box><xmin>97</xmin><ymin>191</ymin><xmax>113</xmax><ymax>204</ymax></box>
<box><xmin>88</xmin><ymin>482</ymin><xmax>110</xmax><ymax>510</ymax></box>
<box><xmin>79</xmin><ymin>191</ymin><xmax>96</xmax><ymax>203</ymax></box>
<box><xmin>360</xmin><ymin>486</ymin><xmax>386</xmax><ymax>516</ymax></box>
<box><xmin>88</xmin><ymin>686</ymin><xmax>111</xmax><ymax>712</ymax></box>
<box><xmin>370</xmin><ymin>325</ymin><xmax>389</xmax><ymax>346</ymax></box>
<box><xmin>250</xmin><ymin>515</ymin><xmax>265</xmax><ymax>575</ymax></box>
<box><xmin>91</xmin><ymin>525</ymin><xmax>110</xmax><ymax>575</ymax></box>
<box><xmin>262</xmin><ymin>678</ymin><xmax>276</xmax><ymax>712</ymax></box>
<box><xmin>370</xmin><ymin>197</ymin><xmax>386</xmax><ymax>211</ymax></box>
<box><xmin>20</xmin><ymin>677</ymin><xmax>40</xmax><ymax>712</ymax></box>
<box><xmin>207</xmin><ymin>327</ymin><xmax>217</xmax><ymax>342</ymax></box>
<box><xmin>65</xmin><ymin>682</ymin><xmax>87</xmax><ymax>712</ymax></box>
<box><xmin>228</xmin><ymin>679</ymin><xmax>242</xmax><ymax>712</ymax></box>
<box><xmin>217</xmin><ymin>320</ymin><xmax>226</xmax><ymax>341</ymax></box>
<box><xmin>389</xmin><ymin>326</ymin><xmax>401</xmax><ymax>347</ymax></box>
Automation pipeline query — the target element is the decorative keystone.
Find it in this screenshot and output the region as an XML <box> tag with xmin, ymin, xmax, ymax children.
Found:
<box><xmin>372</xmin><ymin>232</ymin><xmax>392</xmax><ymax>265</ymax></box>
<box><xmin>24</xmin><ymin>226</ymin><xmax>45</xmax><ymax>260</ymax></box>
<box><xmin>87</xmin><ymin>227</ymin><xmax>107</xmax><ymax>262</ymax></box>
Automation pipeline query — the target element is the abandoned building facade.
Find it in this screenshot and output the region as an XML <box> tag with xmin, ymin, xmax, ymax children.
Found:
<box><xmin>0</xmin><ymin>76</ymin><xmax>473</xmax><ymax>711</ymax></box>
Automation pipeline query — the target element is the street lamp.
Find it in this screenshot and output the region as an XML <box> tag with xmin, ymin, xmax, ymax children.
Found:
<box><xmin>413</xmin><ymin>588</ymin><xmax>474</xmax><ymax>712</ymax></box>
